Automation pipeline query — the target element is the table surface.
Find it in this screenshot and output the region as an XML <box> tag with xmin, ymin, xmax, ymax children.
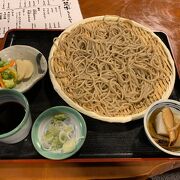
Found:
<box><xmin>0</xmin><ymin>0</ymin><xmax>180</xmax><ymax>179</ymax></box>
<box><xmin>80</xmin><ymin>0</ymin><xmax>180</xmax><ymax>78</ymax></box>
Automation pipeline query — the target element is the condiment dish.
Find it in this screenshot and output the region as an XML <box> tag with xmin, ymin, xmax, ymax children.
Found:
<box><xmin>31</xmin><ymin>106</ymin><xmax>87</xmax><ymax>160</ymax></box>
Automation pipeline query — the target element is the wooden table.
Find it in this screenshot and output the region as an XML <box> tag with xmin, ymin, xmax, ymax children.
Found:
<box><xmin>80</xmin><ymin>0</ymin><xmax>180</xmax><ymax>78</ymax></box>
<box><xmin>0</xmin><ymin>0</ymin><xmax>180</xmax><ymax>179</ymax></box>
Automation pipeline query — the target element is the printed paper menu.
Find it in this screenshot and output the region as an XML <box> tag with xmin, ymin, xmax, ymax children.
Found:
<box><xmin>0</xmin><ymin>0</ymin><xmax>83</xmax><ymax>38</ymax></box>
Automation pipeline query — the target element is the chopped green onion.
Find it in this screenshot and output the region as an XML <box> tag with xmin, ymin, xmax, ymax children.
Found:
<box><xmin>53</xmin><ymin>113</ymin><xmax>68</xmax><ymax>121</ymax></box>
<box><xmin>41</xmin><ymin>113</ymin><xmax>76</xmax><ymax>152</ymax></box>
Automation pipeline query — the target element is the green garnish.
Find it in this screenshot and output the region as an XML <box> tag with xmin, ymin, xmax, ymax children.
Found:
<box><xmin>41</xmin><ymin>112</ymin><xmax>76</xmax><ymax>152</ymax></box>
<box><xmin>1</xmin><ymin>70</ymin><xmax>14</xmax><ymax>80</ymax></box>
<box><xmin>53</xmin><ymin>113</ymin><xmax>68</xmax><ymax>121</ymax></box>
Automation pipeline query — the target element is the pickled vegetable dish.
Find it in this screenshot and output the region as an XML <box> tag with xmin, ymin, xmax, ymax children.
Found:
<box><xmin>0</xmin><ymin>58</ymin><xmax>34</xmax><ymax>89</ymax></box>
<box><xmin>0</xmin><ymin>59</ymin><xmax>17</xmax><ymax>88</ymax></box>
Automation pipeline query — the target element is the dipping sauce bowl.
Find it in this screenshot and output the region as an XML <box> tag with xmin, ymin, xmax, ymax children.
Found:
<box><xmin>0</xmin><ymin>89</ymin><xmax>32</xmax><ymax>144</ymax></box>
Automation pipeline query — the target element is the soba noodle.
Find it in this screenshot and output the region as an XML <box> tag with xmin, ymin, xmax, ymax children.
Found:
<box><xmin>51</xmin><ymin>18</ymin><xmax>173</xmax><ymax>117</ymax></box>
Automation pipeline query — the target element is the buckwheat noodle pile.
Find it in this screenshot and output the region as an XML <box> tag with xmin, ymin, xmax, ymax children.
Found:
<box><xmin>51</xmin><ymin>17</ymin><xmax>173</xmax><ymax>118</ymax></box>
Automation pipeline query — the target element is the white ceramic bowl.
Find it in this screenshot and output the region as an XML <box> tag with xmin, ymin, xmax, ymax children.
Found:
<box><xmin>144</xmin><ymin>99</ymin><xmax>180</xmax><ymax>156</ymax></box>
<box><xmin>0</xmin><ymin>45</ymin><xmax>47</xmax><ymax>93</ymax></box>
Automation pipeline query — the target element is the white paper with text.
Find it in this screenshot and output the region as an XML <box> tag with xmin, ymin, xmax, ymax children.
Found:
<box><xmin>0</xmin><ymin>0</ymin><xmax>83</xmax><ymax>38</ymax></box>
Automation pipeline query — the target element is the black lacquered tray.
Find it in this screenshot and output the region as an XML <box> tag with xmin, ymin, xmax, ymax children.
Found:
<box><xmin>0</xmin><ymin>29</ymin><xmax>179</xmax><ymax>159</ymax></box>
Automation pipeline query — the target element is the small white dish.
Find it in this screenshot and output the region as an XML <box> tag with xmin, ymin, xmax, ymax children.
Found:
<box><xmin>144</xmin><ymin>99</ymin><xmax>180</xmax><ymax>156</ymax></box>
<box><xmin>0</xmin><ymin>45</ymin><xmax>47</xmax><ymax>93</ymax></box>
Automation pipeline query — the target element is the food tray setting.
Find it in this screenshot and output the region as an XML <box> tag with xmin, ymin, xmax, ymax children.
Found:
<box><xmin>0</xmin><ymin>29</ymin><xmax>179</xmax><ymax>160</ymax></box>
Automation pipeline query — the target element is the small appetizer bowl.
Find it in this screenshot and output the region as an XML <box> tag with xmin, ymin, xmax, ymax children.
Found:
<box><xmin>144</xmin><ymin>99</ymin><xmax>180</xmax><ymax>156</ymax></box>
<box><xmin>0</xmin><ymin>45</ymin><xmax>47</xmax><ymax>93</ymax></box>
<box><xmin>31</xmin><ymin>106</ymin><xmax>87</xmax><ymax>160</ymax></box>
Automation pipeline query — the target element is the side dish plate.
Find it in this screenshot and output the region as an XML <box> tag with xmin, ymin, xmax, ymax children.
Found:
<box><xmin>0</xmin><ymin>45</ymin><xmax>47</xmax><ymax>93</ymax></box>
